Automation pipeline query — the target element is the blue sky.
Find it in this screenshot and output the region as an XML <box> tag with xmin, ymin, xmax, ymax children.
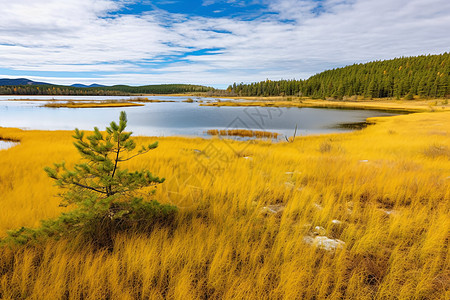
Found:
<box><xmin>120</xmin><ymin>0</ymin><xmax>269</xmax><ymax>19</ymax></box>
<box><xmin>0</xmin><ymin>0</ymin><xmax>449</xmax><ymax>88</ymax></box>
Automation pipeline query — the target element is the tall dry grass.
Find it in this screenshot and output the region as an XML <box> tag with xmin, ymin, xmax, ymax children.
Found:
<box><xmin>0</xmin><ymin>111</ymin><xmax>449</xmax><ymax>299</ymax></box>
<box><xmin>206</xmin><ymin>129</ymin><xmax>279</xmax><ymax>139</ymax></box>
<box><xmin>201</xmin><ymin>98</ymin><xmax>450</xmax><ymax>113</ymax></box>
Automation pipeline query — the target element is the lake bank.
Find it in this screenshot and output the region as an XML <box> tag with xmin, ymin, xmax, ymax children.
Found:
<box><xmin>138</xmin><ymin>93</ymin><xmax>449</xmax><ymax>112</ymax></box>
<box><xmin>200</xmin><ymin>98</ymin><xmax>450</xmax><ymax>113</ymax></box>
<box><xmin>2</xmin><ymin>94</ymin><xmax>448</xmax><ymax>112</ymax></box>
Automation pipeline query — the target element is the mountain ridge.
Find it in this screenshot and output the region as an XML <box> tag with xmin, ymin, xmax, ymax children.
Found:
<box><xmin>71</xmin><ymin>83</ymin><xmax>105</xmax><ymax>88</ymax></box>
<box><xmin>0</xmin><ymin>78</ymin><xmax>53</xmax><ymax>86</ymax></box>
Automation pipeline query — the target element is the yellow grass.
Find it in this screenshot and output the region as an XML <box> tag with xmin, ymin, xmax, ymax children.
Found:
<box><xmin>201</xmin><ymin>98</ymin><xmax>450</xmax><ymax>112</ymax></box>
<box><xmin>206</xmin><ymin>129</ymin><xmax>279</xmax><ymax>139</ymax></box>
<box><xmin>0</xmin><ymin>110</ymin><xmax>449</xmax><ymax>299</ymax></box>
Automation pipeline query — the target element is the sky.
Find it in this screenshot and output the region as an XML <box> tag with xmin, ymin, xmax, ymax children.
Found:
<box><xmin>0</xmin><ymin>0</ymin><xmax>449</xmax><ymax>88</ymax></box>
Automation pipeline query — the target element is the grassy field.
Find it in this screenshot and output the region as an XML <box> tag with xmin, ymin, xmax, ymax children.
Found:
<box><xmin>0</xmin><ymin>110</ymin><xmax>449</xmax><ymax>299</ymax></box>
<box><xmin>201</xmin><ymin>98</ymin><xmax>450</xmax><ymax>113</ymax></box>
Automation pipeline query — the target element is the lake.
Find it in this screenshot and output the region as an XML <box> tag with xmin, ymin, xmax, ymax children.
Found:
<box><xmin>0</xmin><ymin>96</ymin><xmax>399</xmax><ymax>138</ymax></box>
<box><xmin>0</xmin><ymin>140</ymin><xmax>19</xmax><ymax>150</ymax></box>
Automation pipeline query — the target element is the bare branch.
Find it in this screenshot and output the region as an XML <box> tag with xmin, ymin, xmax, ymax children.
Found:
<box><xmin>293</xmin><ymin>124</ymin><xmax>298</xmax><ymax>142</ymax></box>
<box><xmin>72</xmin><ymin>182</ymin><xmax>107</xmax><ymax>194</ymax></box>
<box><xmin>285</xmin><ymin>124</ymin><xmax>298</xmax><ymax>143</ymax></box>
<box><xmin>118</xmin><ymin>149</ymin><xmax>151</xmax><ymax>162</ymax></box>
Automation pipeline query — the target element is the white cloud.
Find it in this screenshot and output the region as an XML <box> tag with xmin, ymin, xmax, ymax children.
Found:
<box><xmin>0</xmin><ymin>0</ymin><xmax>449</xmax><ymax>87</ymax></box>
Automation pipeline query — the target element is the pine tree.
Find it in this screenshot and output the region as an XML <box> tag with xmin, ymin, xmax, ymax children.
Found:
<box><xmin>5</xmin><ymin>112</ymin><xmax>176</xmax><ymax>247</ymax></box>
<box><xmin>45</xmin><ymin>111</ymin><xmax>164</xmax><ymax>204</ymax></box>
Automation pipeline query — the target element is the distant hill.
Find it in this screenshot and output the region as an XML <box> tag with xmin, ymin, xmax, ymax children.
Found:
<box><xmin>0</xmin><ymin>78</ymin><xmax>53</xmax><ymax>86</ymax></box>
<box><xmin>0</xmin><ymin>78</ymin><xmax>105</xmax><ymax>88</ymax></box>
<box><xmin>71</xmin><ymin>83</ymin><xmax>105</xmax><ymax>88</ymax></box>
<box><xmin>228</xmin><ymin>53</ymin><xmax>450</xmax><ymax>99</ymax></box>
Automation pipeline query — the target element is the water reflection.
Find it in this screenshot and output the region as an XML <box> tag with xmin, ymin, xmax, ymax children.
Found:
<box><xmin>0</xmin><ymin>96</ymin><xmax>399</xmax><ymax>138</ymax></box>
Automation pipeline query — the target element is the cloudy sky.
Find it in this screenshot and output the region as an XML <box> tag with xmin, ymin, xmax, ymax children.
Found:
<box><xmin>0</xmin><ymin>0</ymin><xmax>449</xmax><ymax>88</ymax></box>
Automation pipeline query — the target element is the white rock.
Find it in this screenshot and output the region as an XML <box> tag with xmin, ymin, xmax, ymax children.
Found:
<box><xmin>331</xmin><ymin>219</ymin><xmax>342</xmax><ymax>225</ymax></box>
<box><xmin>359</xmin><ymin>159</ymin><xmax>369</xmax><ymax>163</ymax></box>
<box><xmin>313</xmin><ymin>236</ymin><xmax>345</xmax><ymax>251</ymax></box>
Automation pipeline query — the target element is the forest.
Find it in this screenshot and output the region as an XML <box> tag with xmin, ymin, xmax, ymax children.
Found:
<box><xmin>227</xmin><ymin>53</ymin><xmax>450</xmax><ymax>99</ymax></box>
<box><xmin>0</xmin><ymin>83</ymin><xmax>213</xmax><ymax>96</ymax></box>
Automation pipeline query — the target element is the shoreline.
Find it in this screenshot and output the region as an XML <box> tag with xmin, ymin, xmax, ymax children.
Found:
<box><xmin>1</xmin><ymin>94</ymin><xmax>448</xmax><ymax>112</ymax></box>
<box><xmin>200</xmin><ymin>98</ymin><xmax>450</xmax><ymax>113</ymax></box>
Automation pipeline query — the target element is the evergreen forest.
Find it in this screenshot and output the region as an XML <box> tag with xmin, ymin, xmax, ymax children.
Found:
<box><xmin>228</xmin><ymin>53</ymin><xmax>449</xmax><ymax>99</ymax></box>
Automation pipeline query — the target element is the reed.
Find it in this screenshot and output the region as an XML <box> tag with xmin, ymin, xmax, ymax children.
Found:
<box><xmin>206</xmin><ymin>129</ymin><xmax>279</xmax><ymax>138</ymax></box>
<box><xmin>0</xmin><ymin>110</ymin><xmax>448</xmax><ymax>299</ymax></box>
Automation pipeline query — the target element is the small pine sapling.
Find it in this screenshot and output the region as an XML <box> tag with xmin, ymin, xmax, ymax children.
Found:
<box><xmin>4</xmin><ymin>111</ymin><xmax>176</xmax><ymax>248</ymax></box>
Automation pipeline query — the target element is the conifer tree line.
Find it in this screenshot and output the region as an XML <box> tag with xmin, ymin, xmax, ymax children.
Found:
<box><xmin>0</xmin><ymin>84</ymin><xmax>213</xmax><ymax>96</ymax></box>
<box><xmin>227</xmin><ymin>53</ymin><xmax>449</xmax><ymax>99</ymax></box>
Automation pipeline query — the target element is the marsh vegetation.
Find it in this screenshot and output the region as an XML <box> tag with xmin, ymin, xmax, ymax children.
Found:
<box><xmin>206</xmin><ymin>129</ymin><xmax>280</xmax><ymax>139</ymax></box>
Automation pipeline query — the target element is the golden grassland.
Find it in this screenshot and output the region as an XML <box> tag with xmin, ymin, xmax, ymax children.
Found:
<box><xmin>0</xmin><ymin>111</ymin><xmax>449</xmax><ymax>299</ymax></box>
<box><xmin>201</xmin><ymin>98</ymin><xmax>450</xmax><ymax>113</ymax></box>
<box><xmin>206</xmin><ymin>129</ymin><xmax>279</xmax><ymax>139</ymax></box>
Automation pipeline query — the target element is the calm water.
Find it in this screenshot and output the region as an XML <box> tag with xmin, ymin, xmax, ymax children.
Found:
<box><xmin>0</xmin><ymin>96</ymin><xmax>399</xmax><ymax>138</ymax></box>
<box><xmin>0</xmin><ymin>141</ymin><xmax>18</xmax><ymax>150</ymax></box>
